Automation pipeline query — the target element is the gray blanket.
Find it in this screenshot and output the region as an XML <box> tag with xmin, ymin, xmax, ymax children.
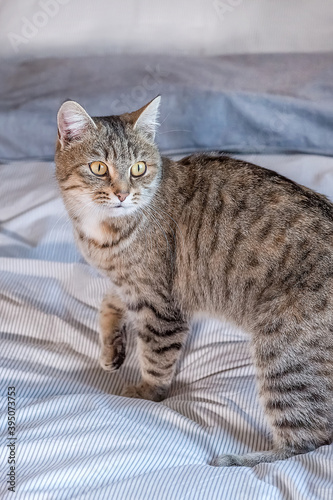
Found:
<box><xmin>0</xmin><ymin>53</ymin><xmax>333</xmax><ymax>161</ymax></box>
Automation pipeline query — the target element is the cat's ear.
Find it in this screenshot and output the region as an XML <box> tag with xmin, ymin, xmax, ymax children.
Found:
<box><xmin>57</xmin><ymin>100</ymin><xmax>96</xmax><ymax>148</ymax></box>
<box><xmin>123</xmin><ymin>95</ymin><xmax>161</xmax><ymax>141</ymax></box>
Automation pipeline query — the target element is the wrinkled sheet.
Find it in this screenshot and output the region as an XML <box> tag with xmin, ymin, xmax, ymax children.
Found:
<box><xmin>1</xmin><ymin>53</ymin><xmax>333</xmax><ymax>161</ymax></box>
<box><xmin>0</xmin><ymin>154</ymin><xmax>332</xmax><ymax>499</ymax></box>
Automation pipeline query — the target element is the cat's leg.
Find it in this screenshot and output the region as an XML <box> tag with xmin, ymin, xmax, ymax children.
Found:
<box><xmin>213</xmin><ymin>326</ymin><xmax>332</xmax><ymax>467</ymax></box>
<box><xmin>99</xmin><ymin>291</ymin><xmax>127</xmax><ymax>372</ymax></box>
<box><xmin>121</xmin><ymin>305</ymin><xmax>189</xmax><ymax>401</ymax></box>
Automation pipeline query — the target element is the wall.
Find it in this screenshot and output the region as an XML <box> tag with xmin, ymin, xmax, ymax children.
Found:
<box><xmin>1</xmin><ymin>0</ymin><xmax>333</xmax><ymax>59</ymax></box>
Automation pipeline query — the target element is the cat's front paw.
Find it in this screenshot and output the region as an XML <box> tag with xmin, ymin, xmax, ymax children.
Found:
<box><xmin>121</xmin><ymin>382</ymin><xmax>168</xmax><ymax>402</ymax></box>
<box><xmin>99</xmin><ymin>339</ymin><xmax>126</xmax><ymax>372</ymax></box>
<box><xmin>99</xmin><ymin>353</ymin><xmax>118</xmax><ymax>372</ymax></box>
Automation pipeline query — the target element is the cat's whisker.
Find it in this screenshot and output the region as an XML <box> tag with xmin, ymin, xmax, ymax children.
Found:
<box><xmin>158</xmin><ymin>129</ymin><xmax>191</xmax><ymax>134</ymax></box>
<box><xmin>46</xmin><ymin>187</ymin><xmax>98</xmax><ymax>241</ymax></box>
<box><xmin>68</xmin><ymin>200</ymin><xmax>98</xmax><ymax>222</ymax></box>
<box><xmin>42</xmin><ymin>211</ymin><xmax>72</xmax><ymax>260</ymax></box>
<box><xmin>158</xmin><ymin>111</ymin><xmax>171</xmax><ymax>127</ymax></box>
<box><xmin>45</xmin><ymin>198</ymin><xmax>97</xmax><ymax>259</ymax></box>
<box><xmin>46</xmin><ymin>199</ymin><xmax>98</xmax><ymax>260</ymax></box>
<box><xmin>45</xmin><ymin>210</ymin><xmax>71</xmax><ymax>243</ymax></box>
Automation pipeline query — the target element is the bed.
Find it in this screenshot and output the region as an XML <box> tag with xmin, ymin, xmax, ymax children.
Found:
<box><xmin>1</xmin><ymin>53</ymin><xmax>333</xmax><ymax>499</ymax></box>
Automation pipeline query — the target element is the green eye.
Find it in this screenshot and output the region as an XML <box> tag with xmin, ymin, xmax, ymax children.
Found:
<box><xmin>130</xmin><ymin>161</ymin><xmax>147</xmax><ymax>178</ymax></box>
<box><xmin>89</xmin><ymin>161</ymin><xmax>108</xmax><ymax>176</ymax></box>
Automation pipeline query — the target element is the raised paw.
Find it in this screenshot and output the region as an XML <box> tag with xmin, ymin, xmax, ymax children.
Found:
<box><xmin>121</xmin><ymin>382</ymin><xmax>168</xmax><ymax>402</ymax></box>
<box><xmin>99</xmin><ymin>353</ymin><xmax>119</xmax><ymax>372</ymax></box>
<box><xmin>99</xmin><ymin>337</ymin><xmax>126</xmax><ymax>372</ymax></box>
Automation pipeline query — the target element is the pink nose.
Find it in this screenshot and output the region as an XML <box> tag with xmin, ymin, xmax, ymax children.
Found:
<box><xmin>116</xmin><ymin>192</ymin><xmax>129</xmax><ymax>202</ymax></box>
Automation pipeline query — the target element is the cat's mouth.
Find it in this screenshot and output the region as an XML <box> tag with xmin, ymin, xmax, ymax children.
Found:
<box><xmin>113</xmin><ymin>203</ymin><xmax>132</xmax><ymax>209</ymax></box>
<box><xmin>106</xmin><ymin>203</ymin><xmax>137</xmax><ymax>217</ymax></box>
<box><xmin>103</xmin><ymin>202</ymin><xmax>129</xmax><ymax>209</ymax></box>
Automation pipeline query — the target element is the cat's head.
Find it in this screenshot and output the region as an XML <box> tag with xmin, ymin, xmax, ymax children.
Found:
<box><xmin>55</xmin><ymin>96</ymin><xmax>162</xmax><ymax>219</ymax></box>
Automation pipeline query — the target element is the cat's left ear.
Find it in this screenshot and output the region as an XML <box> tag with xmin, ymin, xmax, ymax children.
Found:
<box><xmin>123</xmin><ymin>95</ymin><xmax>161</xmax><ymax>141</ymax></box>
<box><xmin>57</xmin><ymin>100</ymin><xmax>97</xmax><ymax>149</ymax></box>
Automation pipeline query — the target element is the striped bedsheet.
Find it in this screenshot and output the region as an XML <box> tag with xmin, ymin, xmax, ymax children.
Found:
<box><xmin>0</xmin><ymin>155</ymin><xmax>332</xmax><ymax>499</ymax></box>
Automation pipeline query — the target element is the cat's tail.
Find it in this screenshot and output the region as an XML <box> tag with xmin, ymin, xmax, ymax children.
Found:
<box><xmin>211</xmin><ymin>446</ymin><xmax>314</xmax><ymax>467</ymax></box>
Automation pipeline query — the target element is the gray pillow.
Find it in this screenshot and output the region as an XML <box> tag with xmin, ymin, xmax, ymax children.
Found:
<box><xmin>0</xmin><ymin>53</ymin><xmax>333</xmax><ymax>161</ymax></box>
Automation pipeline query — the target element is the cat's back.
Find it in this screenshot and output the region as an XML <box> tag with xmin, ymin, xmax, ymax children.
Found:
<box><xmin>175</xmin><ymin>152</ymin><xmax>333</xmax><ymax>231</ymax></box>
<box><xmin>172</xmin><ymin>153</ymin><xmax>333</xmax><ymax>320</ymax></box>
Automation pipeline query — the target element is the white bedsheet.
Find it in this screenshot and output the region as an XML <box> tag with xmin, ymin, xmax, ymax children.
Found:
<box><xmin>0</xmin><ymin>154</ymin><xmax>333</xmax><ymax>499</ymax></box>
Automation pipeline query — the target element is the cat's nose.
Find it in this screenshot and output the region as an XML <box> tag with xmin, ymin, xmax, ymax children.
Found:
<box><xmin>116</xmin><ymin>192</ymin><xmax>130</xmax><ymax>202</ymax></box>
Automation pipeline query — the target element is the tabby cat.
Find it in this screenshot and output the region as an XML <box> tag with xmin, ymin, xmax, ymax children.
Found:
<box><xmin>55</xmin><ymin>96</ymin><xmax>333</xmax><ymax>467</ymax></box>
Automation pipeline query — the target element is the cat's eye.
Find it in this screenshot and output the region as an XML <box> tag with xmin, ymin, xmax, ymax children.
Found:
<box><xmin>89</xmin><ymin>161</ymin><xmax>108</xmax><ymax>177</ymax></box>
<box><xmin>130</xmin><ymin>161</ymin><xmax>147</xmax><ymax>178</ymax></box>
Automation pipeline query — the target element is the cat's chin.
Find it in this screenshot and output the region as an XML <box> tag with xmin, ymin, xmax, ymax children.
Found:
<box><xmin>107</xmin><ymin>205</ymin><xmax>137</xmax><ymax>218</ymax></box>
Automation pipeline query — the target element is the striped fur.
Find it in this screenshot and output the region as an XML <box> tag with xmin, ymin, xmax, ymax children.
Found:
<box><xmin>55</xmin><ymin>99</ymin><xmax>333</xmax><ymax>466</ymax></box>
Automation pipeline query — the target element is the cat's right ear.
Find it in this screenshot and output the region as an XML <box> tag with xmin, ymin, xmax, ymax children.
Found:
<box><xmin>122</xmin><ymin>95</ymin><xmax>161</xmax><ymax>141</ymax></box>
<box><xmin>57</xmin><ymin>100</ymin><xmax>96</xmax><ymax>149</ymax></box>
